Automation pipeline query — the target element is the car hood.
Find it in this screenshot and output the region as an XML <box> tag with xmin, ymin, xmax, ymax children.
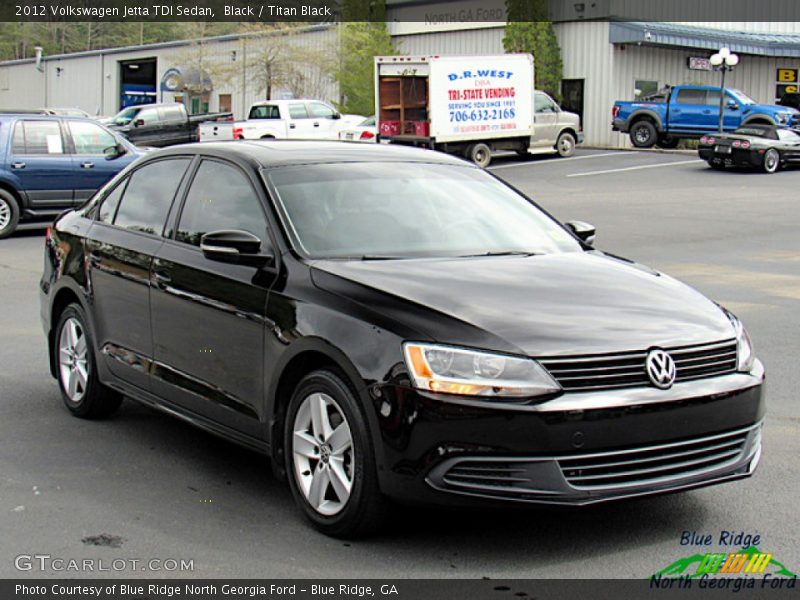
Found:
<box><xmin>310</xmin><ymin>251</ymin><xmax>734</xmax><ymax>357</ymax></box>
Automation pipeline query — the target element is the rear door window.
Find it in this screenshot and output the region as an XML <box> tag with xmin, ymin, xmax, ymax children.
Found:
<box><xmin>288</xmin><ymin>104</ymin><xmax>309</xmax><ymax>119</ymax></box>
<box><xmin>113</xmin><ymin>158</ymin><xmax>190</xmax><ymax>235</ymax></box>
<box><xmin>675</xmin><ymin>89</ymin><xmax>707</xmax><ymax>104</ymax></box>
<box><xmin>12</xmin><ymin>120</ymin><xmax>65</xmax><ymax>154</ymax></box>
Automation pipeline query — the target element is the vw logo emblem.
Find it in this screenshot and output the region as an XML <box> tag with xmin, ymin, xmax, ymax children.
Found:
<box><xmin>646</xmin><ymin>349</ymin><xmax>676</xmax><ymax>389</ymax></box>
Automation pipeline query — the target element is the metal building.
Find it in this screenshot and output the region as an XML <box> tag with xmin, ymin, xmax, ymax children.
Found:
<box><xmin>0</xmin><ymin>25</ymin><xmax>338</xmax><ymax>121</ymax></box>
<box><xmin>0</xmin><ymin>7</ymin><xmax>798</xmax><ymax>147</ymax></box>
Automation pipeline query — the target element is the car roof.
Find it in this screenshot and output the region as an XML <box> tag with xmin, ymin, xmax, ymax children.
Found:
<box><xmin>148</xmin><ymin>140</ymin><xmax>472</xmax><ymax>169</ymax></box>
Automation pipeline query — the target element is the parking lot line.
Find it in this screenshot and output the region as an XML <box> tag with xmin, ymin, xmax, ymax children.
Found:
<box><xmin>566</xmin><ymin>159</ymin><xmax>703</xmax><ymax>178</ymax></box>
<box><xmin>489</xmin><ymin>152</ymin><xmax>629</xmax><ymax>170</ymax></box>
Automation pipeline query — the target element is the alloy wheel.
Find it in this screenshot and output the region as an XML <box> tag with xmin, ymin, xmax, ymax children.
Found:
<box><xmin>58</xmin><ymin>317</ymin><xmax>89</xmax><ymax>403</ymax></box>
<box><xmin>764</xmin><ymin>149</ymin><xmax>779</xmax><ymax>174</ymax></box>
<box><xmin>0</xmin><ymin>198</ymin><xmax>10</xmax><ymax>231</ymax></box>
<box><xmin>292</xmin><ymin>392</ymin><xmax>354</xmax><ymax>516</ymax></box>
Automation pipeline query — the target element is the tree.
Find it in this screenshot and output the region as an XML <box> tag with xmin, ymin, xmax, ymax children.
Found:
<box><xmin>336</xmin><ymin>22</ymin><xmax>394</xmax><ymax>115</ymax></box>
<box><xmin>503</xmin><ymin>0</ymin><xmax>563</xmax><ymax>101</ymax></box>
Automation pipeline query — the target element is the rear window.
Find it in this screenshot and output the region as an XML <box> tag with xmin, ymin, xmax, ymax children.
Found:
<box><xmin>734</xmin><ymin>127</ymin><xmax>777</xmax><ymax>139</ymax></box>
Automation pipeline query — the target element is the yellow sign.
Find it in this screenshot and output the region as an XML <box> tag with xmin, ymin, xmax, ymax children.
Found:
<box><xmin>777</xmin><ymin>68</ymin><xmax>798</xmax><ymax>83</ymax></box>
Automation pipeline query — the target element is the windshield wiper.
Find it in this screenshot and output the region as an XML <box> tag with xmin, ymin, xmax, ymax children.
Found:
<box><xmin>458</xmin><ymin>250</ymin><xmax>539</xmax><ymax>258</ymax></box>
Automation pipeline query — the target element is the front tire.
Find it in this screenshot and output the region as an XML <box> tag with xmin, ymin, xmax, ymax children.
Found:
<box><xmin>0</xmin><ymin>189</ymin><xmax>20</xmax><ymax>239</ymax></box>
<box><xmin>762</xmin><ymin>148</ymin><xmax>780</xmax><ymax>174</ymax></box>
<box><xmin>55</xmin><ymin>304</ymin><xmax>122</xmax><ymax>419</ymax></box>
<box><xmin>465</xmin><ymin>143</ymin><xmax>492</xmax><ymax>168</ymax></box>
<box><xmin>629</xmin><ymin>120</ymin><xmax>658</xmax><ymax>148</ymax></box>
<box><xmin>284</xmin><ymin>369</ymin><xmax>385</xmax><ymax>537</ymax></box>
<box><xmin>555</xmin><ymin>131</ymin><xmax>577</xmax><ymax>157</ymax></box>
<box><xmin>656</xmin><ymin>136</ymin><xmax>680</xmax><ymax>149</ymax></box>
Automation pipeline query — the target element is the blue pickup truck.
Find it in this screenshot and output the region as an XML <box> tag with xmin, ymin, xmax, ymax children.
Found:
<box><xmin>0</xmin><ymin>114</ymin><xmax>143</xmax><ymax>238</ymax></box>
<box><xmin>612</xmin><ymin>85</ymin><xmax>800</xmax><ymax>148</ymax></box>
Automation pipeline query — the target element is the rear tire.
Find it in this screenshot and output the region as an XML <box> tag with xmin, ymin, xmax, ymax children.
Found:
<box><xmin>707</xmin><ymin>161</ymin><xmax>726</xmax><ymax>171</ymax></box>
<box><xmin>465</xmin><ymin>143</ymin><xmax>492</xmax><ymax>168</ymax></box>
<box><xmin>555</xmin><ymin>131</ymin><xmax>577</xmax><ymax>157</ymax></box>
<box><xmin>629</xmin><ymin>120</ymin><xmax>658</xmax><ymax>148</ymax></box>
<box><xmin>0</xmin><ymin>189</ymin><xmax>20</xmax><ymax>239</ymax></box>
<box><xmin>284</xmin><ymin>369</ymin><xmax>386</xmax><ymax>538</ymax></box>
<box><xmin>55</xmin><ymin>304</ymin><xmax>122</xmax><ymax>419</ymax></box>
<box><xmin>762</xmin><ymin>148</ymin><xmax>780</xmax><ymax>174</ymax></box>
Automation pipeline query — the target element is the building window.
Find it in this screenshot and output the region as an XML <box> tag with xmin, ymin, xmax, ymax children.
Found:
<box><xmin>634</xmin><ymin>80</ymin><xmax>659</xmax><ymax>99</ymax></box>
<box><xmin>219</xmin><ymin>94</ymin><xmax>232</xmax><ymax>113</ymax></box>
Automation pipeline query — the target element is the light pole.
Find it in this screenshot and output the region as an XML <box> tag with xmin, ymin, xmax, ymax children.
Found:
<box><xmin>710</xmin><ymin>48</ymin><xmax>740</xmax><ymax>133</ymax></box>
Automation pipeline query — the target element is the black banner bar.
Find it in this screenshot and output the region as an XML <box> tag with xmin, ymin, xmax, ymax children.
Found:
<box><xmin>3</xmin><ymin>579</ymin><xmax>799</xmax><ymax>600</ymax></box>
<box><xmin>3</xmin><ymin>0</ymin><xmax>800</xmax><ymax>23</ymax></box>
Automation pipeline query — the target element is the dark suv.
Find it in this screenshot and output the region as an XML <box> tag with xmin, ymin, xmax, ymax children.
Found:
<box><xmin>0</xmin><ymin>115</ymin><xmax>141</xmax><ymax>238</ymax></box>
<box><xmin>41</xmin><ymin>141</ymin><xmax>764</xmax><ymax>537</ymax></box>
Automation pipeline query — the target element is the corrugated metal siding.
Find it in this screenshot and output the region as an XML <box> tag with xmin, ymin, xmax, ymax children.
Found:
<box><xmin>393</xmin><ymin>27</ymin><xmax>505</xmax><ymax>55</ymax></box>
<box><xmin>0</xmin><ymin>26</ymin><xmax>338</xmax><ymax>119</ymax></box>
<box><xmin>555</xmin><ymin>21</ymin><xmax>616</xmax><ymax>147</ymax></box>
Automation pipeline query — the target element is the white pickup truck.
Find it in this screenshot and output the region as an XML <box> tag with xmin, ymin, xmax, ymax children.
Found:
<box><xmin>198</xmin><ymin>99</ymin><xmax>365</xmax><ymax>142</ymax></box>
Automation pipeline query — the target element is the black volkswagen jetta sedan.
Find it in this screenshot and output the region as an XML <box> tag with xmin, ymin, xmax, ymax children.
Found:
<box><xmin>41</xmin><ymin>141</ymin><xmax>764</xmax><ymax>537</ymax></box>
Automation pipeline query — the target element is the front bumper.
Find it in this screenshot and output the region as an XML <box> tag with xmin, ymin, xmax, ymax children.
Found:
<box><xmin>373</xmin><ymin>360</ymin><xmax>765</xmax><ymax>506</ymax></box>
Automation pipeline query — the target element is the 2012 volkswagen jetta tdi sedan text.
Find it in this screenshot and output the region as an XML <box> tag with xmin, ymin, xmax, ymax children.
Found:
<box><xmin>40</xmin><ymin>142</ymin><xmax>764</xmax><ymax>537</ymax></box>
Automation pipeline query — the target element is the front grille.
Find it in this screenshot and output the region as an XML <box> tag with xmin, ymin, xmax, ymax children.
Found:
<box><xmin>539</xmin><ymin>339</ymin><xmax>737</xmax><ymax>392</ymax></box>
<box><xmin>558</xmin><ymin>427</ymin><xmax>750</xmax><ymax>490</ymax></box>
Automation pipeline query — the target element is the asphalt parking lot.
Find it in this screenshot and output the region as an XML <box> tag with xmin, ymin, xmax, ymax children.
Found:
<box><xmin>0</xmin><ymin>147</ymin><xmax>798</xmax><ymax>579</ymax></box>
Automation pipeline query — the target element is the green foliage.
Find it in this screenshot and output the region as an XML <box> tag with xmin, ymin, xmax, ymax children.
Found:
<box><xmin>503</xmin><ymin>1</ymin><xmax>563</xmax><ymax>102</ymax></box>
<box><xmin>336</xmin><ymin>21</ymin><xmax>394</xmax><ymax>115</ymax></box>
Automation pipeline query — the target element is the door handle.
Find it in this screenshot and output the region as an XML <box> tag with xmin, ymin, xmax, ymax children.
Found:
<box><xmin>313</xmin><ymin>122</ymin><xmax>320</xmax><ymax>127</ymax></box>
<box><xmin>80</xmin><ymin>161</ymin><xmax>94</xmax><ymax>169</ymax></box>
<box><xmin>702</xmin><ymin>110</ymin><xmax>712</xmax><ymax>114</ymax></box>
<box><xmin>152</xmin><ymin>270</ymin><xmax>171</xmax><ymax>284</ymax></box>
<box><xmin>289</xmin><ymin>123</ymin><xmax>296</xmax><ymax>129</ymax></box>
<box><xmin>11</xmin><ymin>162</ymin><xmax>25</xmax><ymax>169</ymax></box>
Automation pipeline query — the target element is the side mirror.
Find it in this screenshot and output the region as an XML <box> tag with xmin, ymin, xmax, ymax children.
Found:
<box><xmin>134</xmin><ymin>118</ymin><xmax>145</xmax><ymax>127</ymax></box>
<box><xmin>103</xmin><ymin>143</ymin><xmax>126</xmax><ymax>160</ymax></box>
<box><xmin>331</xmin><ymin>112</ymin><xmax>341</xmax><ymax>120</ymax></box>
<box><xmin>726</xmin><ymin>100</ymin><xmax>739</xmax><ymax>110</ymax></box>
<box><xmin>200</xmin><ymin>229</ymin><xmax>274</xmax><ymax>268</ymax></box>
<box><xmin>565</xmin><ymin>220</ymin><xmax>596</xmax><ymax>246</ymax></box>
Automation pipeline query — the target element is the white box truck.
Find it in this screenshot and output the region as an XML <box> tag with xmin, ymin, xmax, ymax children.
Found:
<box><xmin>374</xmin><ymin>54</ymin><xmax>535</xmax><ymax>167</ymax></box>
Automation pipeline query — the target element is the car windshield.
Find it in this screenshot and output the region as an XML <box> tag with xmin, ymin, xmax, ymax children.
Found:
<box><xmin>729</xmin><ymin>89</ymin><xmax>756</xmax><ymax>105</ymax></box>
<box><xmin>112</xmin><ymin>107</ymin><xmax>139</xmax><ymax>125</ymax></box>
<box><xmin>265</xmin><ymin>162</ymin><xmax>582</xmax><ymax>259</ymax></box>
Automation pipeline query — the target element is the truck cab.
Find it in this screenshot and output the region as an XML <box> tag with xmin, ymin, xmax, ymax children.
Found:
<box><xmin>199</xmin><ymin>100</ymin><xmax>365</xmax><ymax>142</ymax></box>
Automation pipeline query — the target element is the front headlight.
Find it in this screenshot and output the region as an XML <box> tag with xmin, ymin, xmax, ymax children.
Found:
<box><xmin>777</xmin><ymin>112</ymin><xmax>791</xmax><ymax>124</ymax></box>
<box><xmin>728</xmin><ymin>314</ymin><xmax>755</xmax><ymax>372</ymax></box>
<box><xmin>403</xmin><ymin>343</ymin><xmax>561</xmax><ymax>398</ymax></box>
